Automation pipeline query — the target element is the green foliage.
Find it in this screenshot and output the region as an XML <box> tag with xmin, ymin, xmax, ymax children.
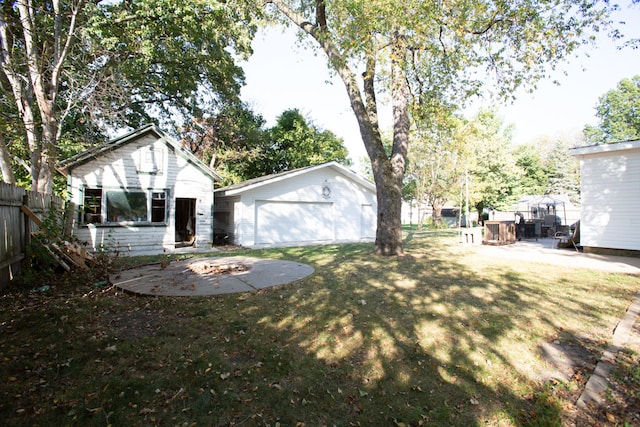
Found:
<box><xmin>584</xmin><ymin>75</ymin><xmax>640</xmax><ymax>144</ymax></box>
<box><xmin>18</xmin><ymin>203</ymin><xmax>71</xmax><ymax>283</ymax></box>
<box><xmin>86</xmin><ymin>0</ymin><xmax>258</xmax><ymax>130</ymax></box>
<box><xmin>253</xmin><ymin>108</ymin><xmax>351</xmax><ymax>176</ymax></box>
<box><xmin>544</xmin><ymin>139</ymin><xmax>580</xmax><ymax>202</ymax></box>
<box><xmin>468</xmin><ymin>110</ymin><xmax>521</xmax><ymax>212</ymax></box>
<box><xmin>183</xmin><ymin>107</ymin><xmax>351</xmax><ymax>185</ymax></box>
<box><xmin>181</xmin><ymin>104</ymin><xmax>268</xmax><ymax>186</ymax></box>
<box><xmin>1</xmin><ymin>0</ymin><xmax>260</xmax><ymax>193</ymax></box>
<box><xmin>406</xmin><ymin>110</ymin><xmax>467</xmax><ymax>224</ymax></box>
<box><xmin>513</xmin><ymin>143</ymin><xmax>549</xmax><ymax>196</ymax></box>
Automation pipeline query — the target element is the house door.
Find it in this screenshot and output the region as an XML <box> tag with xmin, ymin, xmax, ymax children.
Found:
<box><xmin>175</xmin><ymin>198</ymin><xmax>196</xmax><ymax>246</ymax></box>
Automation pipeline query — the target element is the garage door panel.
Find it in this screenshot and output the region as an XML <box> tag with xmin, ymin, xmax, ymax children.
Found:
<box><xmin>256</xmin><ymin>201</ymin><xmax>333</xmax><ymax>244</ymax></box>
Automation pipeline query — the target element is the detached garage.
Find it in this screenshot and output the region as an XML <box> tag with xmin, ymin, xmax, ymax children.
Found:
<box><xmin>214</xmin><ymin>162</ymin><xmax>377</xmax><ymax>248</ymax></box>
<box><xmin>570</xmin><ymin>139</ymin><xmax>640</xmax><ymax>254</ymax></box>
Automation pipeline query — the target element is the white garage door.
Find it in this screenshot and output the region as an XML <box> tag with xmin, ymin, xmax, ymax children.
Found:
<box><xmin>361</xmin><ymin>204</ymin><xmax>376</xmax><ymax>238</ymax></box>
<box><xmin>255</xmin><ymin>201</ymin><xmax>334</xmax><ymax>244</ymax></box>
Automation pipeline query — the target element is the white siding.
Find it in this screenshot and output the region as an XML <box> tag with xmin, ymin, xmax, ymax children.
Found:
<box><xmin>577</xmin><ymin>145</ymin><xmax>640</xmax><ymax>251</ymax></box>
<box><xmin>224</xmin><ymin>166</ymin><xmax>377</xmax><ymax>247</ymax></box>
<box><xmin>68</xmin><ymin>135</ymin><xmax>214</xmax><ymax>255</ymax></box>
<box><xmin>255</xmin><ymin>201</ymin><xmax>334</xmax><ymax>244</ymax></box>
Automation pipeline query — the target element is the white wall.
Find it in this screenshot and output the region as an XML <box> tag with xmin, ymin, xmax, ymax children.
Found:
<box><xmin>220</xmin><ymin>167</ymin><xmax>377</xmax><ymax>248</ymax></box>
<box><xmin>68</xmin><ymin>134</ymin><xmax>214</xmax><ymax>255</ymax></box>
<box><xmin>578</xmin><ymin>145</ymin><xmax>640</xmax><ymax>251</ymax></box>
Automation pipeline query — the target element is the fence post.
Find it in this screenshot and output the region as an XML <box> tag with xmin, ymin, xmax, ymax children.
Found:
<box><xmin>23</xmin><ymin>193</ymin><xmax>31</xmax><ymax>268</ymax></box>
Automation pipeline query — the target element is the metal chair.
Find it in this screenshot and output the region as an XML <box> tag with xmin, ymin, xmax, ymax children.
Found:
<box><xmin>553</xmin><ymin>225</ymin><xmax>579</xmax><ymax>251</ymax></box>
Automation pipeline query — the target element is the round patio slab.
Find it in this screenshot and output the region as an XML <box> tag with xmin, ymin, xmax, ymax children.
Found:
<box><xmin>111</xmin><ymin>256</ymin><xmax>315</xmax><ymax>296</ymax></box>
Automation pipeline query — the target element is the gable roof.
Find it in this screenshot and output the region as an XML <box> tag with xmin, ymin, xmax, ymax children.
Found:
<box><xmin>215</xmin><ymin>161</ymin><xmax>375</xmax><ymax>196</ymax></box>
<box><xmin>570</xmin><ymin>139</ymin><xmax>640</xmax><ymax>158</ymax></box>
<box><xmin>57</xmin><ymin>124</ymin><xmax>220</xmax><ymax>181</ymax></box>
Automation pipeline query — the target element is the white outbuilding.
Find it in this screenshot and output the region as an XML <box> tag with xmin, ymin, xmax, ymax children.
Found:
<box><xmin>58</xmin><ymin>124</ymin><xmax>219</xmax><ymax>255</ymax></box>
<box><xmin>570</xmin><ymin>139</ymin><xmax>640</xmax><ymax>253</ymax></box>
<box><xmin>214</xmin><ymin>162</ymin><xmax>377</xmax><ymax>248</ymax></box>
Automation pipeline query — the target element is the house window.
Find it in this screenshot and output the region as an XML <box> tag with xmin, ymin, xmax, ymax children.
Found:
<box><xmin>106</xmin><ymin>190</ymin><xmax>148</xmax><ymax>222</ymax></box>
<box><xmin>151</xmin><ymin>192</ymin><xmax>166</xmax><ymax>222</ymax></box>
<box><xmin>83</xmin><ymin>188</ymin><xmax>103</xmax><ymax>224</ymax></box>
<box><xmin>82</xmin><ymin>188</ymin><xmax>168</xmax><ymax>225</ymax></box>
<box><xmin>136</xmin><ymin>146</ymin><xmax>164</xmax><ymax>174</ymax></box>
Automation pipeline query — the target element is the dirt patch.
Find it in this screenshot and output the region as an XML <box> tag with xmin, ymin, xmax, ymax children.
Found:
<box><xmin>102</xmin><ymin>308</ymin><xmax>167</xmax><ymax>340</ymax></box>
<box><xmin>187</xmin><ymin>262</ymin><xmax>250</xmax><ymax>276</ymax></box>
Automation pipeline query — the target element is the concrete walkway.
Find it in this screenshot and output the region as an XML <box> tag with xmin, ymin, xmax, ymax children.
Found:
<box><xmin>111</xmin><ymin>256</ymin><xmax>314</xmax><ymax>296</ymax></box>
<box><xmin>474</xmin><ymin>238</ymin><xmax>640</xmax><ymax>274</ymax></box>
<box><xmin>577</xmin><ymin>290</ymin><xmax>640</xmax><ymax>409</ymax></box>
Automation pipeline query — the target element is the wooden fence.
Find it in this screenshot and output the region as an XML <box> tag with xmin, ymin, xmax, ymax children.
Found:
<box><xmin>0</xmin><ymin>182</ymin><xmax>66</xmax><ymax>290</ymax></box>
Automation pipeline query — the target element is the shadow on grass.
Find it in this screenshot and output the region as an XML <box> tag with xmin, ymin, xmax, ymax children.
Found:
<box><xmin>0</xmin><ymin>236</ymin><xmax>635</xmax><ymax>426</ymax></box>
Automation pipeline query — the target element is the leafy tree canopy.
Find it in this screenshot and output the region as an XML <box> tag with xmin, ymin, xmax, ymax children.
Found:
<box><xmin>181</xmin><ymin>108</ymin><xmax>351</xmax><ymax>186</ymax></box>
<box><xmin>85</xmin><ymin>0</ymin><xmax>257</xmax><ymax>131</ymax></box>
<box><xmin>252</xmin><ymin>108</ymin><xmax>351</xmax><ymax>177</ymax></box>
<box><xmin>0</xmin><ymin>0</ymin><xmax>258</xmax><ymax>193</ymax></box>
<box><xmin>266</xmin><ymin>0</ymin><xmax>615</xmax><ymax>255</ymax></box>
<box><xmin>584</xmin><ymin>75</ymin><xmax>640</xmax><ymax>144</ymax></box>
<box><xmin>180</xmin><ymin>104</ymin><xmax>267</xmax><ymax>186</ymax></box>
<box><xmin>513</xmin><ymin>143</ymin><xmax>549</xmax><ymax>196</ymax></box>
<box><xmin>467</xmin><ymin>109</ymin><xmax>521</xmax><ymax>212</ymax></box>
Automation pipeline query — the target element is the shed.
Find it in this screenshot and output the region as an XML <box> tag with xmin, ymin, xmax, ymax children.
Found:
<box><xmin>58</xmin><ymin>124</ymin><xmax>219</xmax><ymax>255</ymax></box>
<box><xmin>214</xmin><ymin>162</ymin><xmax>377</xmax><ymax>248</ymax></box>
<box><xmin>570</xmin><ymin>139</ymin><xmax>640</xmax><ymax>253</ymax></box>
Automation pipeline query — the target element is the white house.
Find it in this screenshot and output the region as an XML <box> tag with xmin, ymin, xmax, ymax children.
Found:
<box><xmin>570</xmin><ymin>139</ymin><xmax>640</xmax><ymax>253</ymax></box>
<box><xmin>58</xmin><ymin>124</ymin><xmax>219</xmax><ymax>255</ymax></box>
<box><xmin>214</xmin><ymin>162</ymin><xmax>377</xmax><ymax>248</ymax></box>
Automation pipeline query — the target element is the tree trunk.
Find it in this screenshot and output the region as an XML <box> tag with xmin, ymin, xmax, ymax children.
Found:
<box><xmin>431</xmin><ymin>204</ymin><xmax>443</xmax><ymax>226</ymax></box>
<box><xmin>0</xmin><ymin>133</ymin><xmax>15</xmax><ymax>184</ymax></box>
<box><xmin>36</xmin><ymin>120</ymin><xmax>57</xmax><ymax>194</ymax></box>
<box><xmin>372</xmin><ymin>163</ymin><xmax>404</xmax><ymax>255</ymax></box>
<box><xmin>370</xmin><ymin>37</ymin><xmax>410</xmax><ymax>255</ymax></box>
<box><xmin>267</xmin><ymin>1</ymin><xmax>408</xmax><ymax>255</ymax></box>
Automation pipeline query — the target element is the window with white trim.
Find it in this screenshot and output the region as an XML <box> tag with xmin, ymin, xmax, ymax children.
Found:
<box><xmin>82</xmin><ymin>188</ymin><xmax>168</xmax><ymax>225</ymax></box>
<box><xmin>136</xmin><ymin>146</ymin><xmax>164</xmax><ymax>174</ymax></box>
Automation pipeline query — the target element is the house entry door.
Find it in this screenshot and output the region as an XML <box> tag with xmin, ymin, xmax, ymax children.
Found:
<box><xmin>175</xmin><ymin>198</ymin><xmax>196</xmax><ymax>247</ymax></box>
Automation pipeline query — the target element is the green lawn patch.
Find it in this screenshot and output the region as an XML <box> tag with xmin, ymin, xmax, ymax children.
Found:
<box><xmin>1</xmin><ymin>232</ymin><xmax>638</xmax><ymax>426</ymax></box>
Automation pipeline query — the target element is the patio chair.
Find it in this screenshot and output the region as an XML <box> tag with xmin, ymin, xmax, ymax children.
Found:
<box><xmin>553</xmin><ymin>222</ymin><xmax>580</xmax><ymax>251</ymax></box>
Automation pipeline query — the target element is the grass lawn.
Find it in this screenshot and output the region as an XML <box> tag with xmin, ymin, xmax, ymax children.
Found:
<box><xmin>1</xmin><ymin>230</ymin><xmax>639</xmax><ymax>426</ymax></box>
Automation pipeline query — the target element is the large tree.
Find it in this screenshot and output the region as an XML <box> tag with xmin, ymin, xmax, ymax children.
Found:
<box><xmin>266</xmin><ymin>0</ymin><xmax>613</xmax><ymax>255</ymax></box>
<box><xmin>0</xmin><ymin>0</ymin><xmax>256</xmax><ymax>193</ymax></box>
<box><xmin>584</xmin><ymin>75</ymin><xmax>640</xmax><ymax>144</ymax></box>
<box><xmin>406</xmin><ymin>111</ymin><xmax>468</xmax><ymax>228</ymax></box>
<box><xmin>513</xmin><ymin>142</ymin><xmax>549</xmax><ymax>197</ymax></box>
<box><xmin>468</xmin><ymin>110</ymin><xmax>521</xmax><ymax>213</ymax></box>
<box><xmin>256</xmin><ymin>108</ymin><xmax>350</xmax><ymax>175</ymax></box>
<box><xmin>180</xmin><ymin>104</ymin><xmax>268</xmax><ymax>186</ymax></box>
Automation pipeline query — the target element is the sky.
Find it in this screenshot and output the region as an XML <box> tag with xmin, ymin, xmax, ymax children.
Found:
<box><xmin>239</xmin><ymin>2</ymin><xmax>640</xmax><ymax>162</ymax></box>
